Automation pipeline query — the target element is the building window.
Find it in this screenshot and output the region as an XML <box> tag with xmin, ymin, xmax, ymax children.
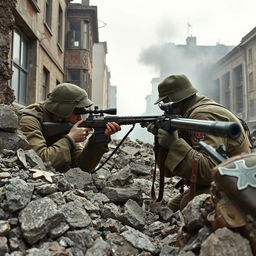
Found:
<box><xmin>42</xmin><ymin>67</ymin><xmax>50</xmax><ymax>100</ymax></box>
<box><xmin>68</xmin><ymin>21</ymin><xmax>81</xmax><ymax>48</ymax></box>
<box><xmin>249</xmin><ymin>72</ymin><xmax>254</xmax><ymax>90</ymax></box>
<box><xmin>68</xmin><ymin>20</ymin><xmax>89</xmax><ymax>49</ymax></box>
<box><xmin>249</xmin><ymin>99</ymin><xmax>255</xmax><ymax>118</ymax></box>
<box><xmin>82</xmin><ymin>70</ymin><xmax>88</xmax><ymax>89</ymax></box>
<box><xmin>67</xmin><ymin>69</ymin><xmax>88</xmax><ymax>89</ymax></box>
<box><xmin>82</xmin><ymin>22</ymin><xmax>88</xmax><ymax>49</ymax></box>
<box><xmin>56</xmin><ymin>79</ymin><xmax>60</xmax><ymax>85</ymax></box>
<box><xmin>45</xmin><ymin>0</ymin><xmax>52</xmax><ymax>28</ymax></box>
<box><xmin>233</xmin><ymin>65</ymin><xmax>243</xmax><ymax>113</ymax></box>
<box><xmin>11</xmin><ymin>30</ymin><xmax>28</xmax><ymax>105</ymax></box>
<box><xmin>214</xmin><ymin>78</ymin><xmax>220</xmax><ymax>103</ymax></box>
<box><xmin>248</xmin><ymin>48</ymin><xmax>253</xmax><ymax>64</ymax></box>
<box><xmin>58</xmin><ymin>4</ymin><xmax>63</xmax><ymax>46</ymax></box>
<box><xmin>222</xmin><ymin>72</ymin><xmax>230</xmax><ymax>110</ymax></box>
<box><xmin>67</xmin><ymin>69</ymin><xmax>81</xmax><ymax>87</ymax></box>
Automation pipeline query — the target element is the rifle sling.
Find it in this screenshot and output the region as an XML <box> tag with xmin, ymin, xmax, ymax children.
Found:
<box><xmin>151</xmin><ymin>137</ymin><xmax>168</xmax><ymax>202</ymax></box>
<box><xmin>91</xmin><ymin>125</ymin><xmax>135</xmax><ymax>174</ymax></box>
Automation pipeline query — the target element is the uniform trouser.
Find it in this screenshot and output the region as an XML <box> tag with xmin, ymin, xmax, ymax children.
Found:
<box><xmin>167</xmin><ymin>186</ymin><xmax>211</xmax><ymax>212</ymax></box>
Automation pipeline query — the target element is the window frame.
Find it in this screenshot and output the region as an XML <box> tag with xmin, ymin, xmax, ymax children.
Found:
<box><xmin>57</xmin><ymin>4</ymin><xmax>63</xmax><ymax>46</ymax></box>
<box><xmin>11</xmin><ymin>29</ymin><xmax>29</xmax><ymax>105</ymax></box>
<box><xmin>42</xmin><ymin>67</ymin><xmax>50</xmax><ymax>100</ymax></box>
<box><xmin>222</xmin><ymin>72</ymin><xmax>231</xmax><ymax>110</ymax></box>
<box><xmin>45</xmin><ymin>0</ymin><xmax>52</xmax><ymax>28</ymax></box>
<box><xmin>67</xmin><ymin>20</ymin><xmax>89</xmax><ymax>49</ymax></box>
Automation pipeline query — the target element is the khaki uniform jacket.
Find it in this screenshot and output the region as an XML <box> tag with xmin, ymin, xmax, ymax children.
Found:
<box><xmin>164</xmin><ymin>95</ymin><xmax>251</xmax><ymax>187</ymax></box>
<box><xmin>19</xmin><ymin>102</ymin><xmax>109</xmax><ymax>172</ymax></box>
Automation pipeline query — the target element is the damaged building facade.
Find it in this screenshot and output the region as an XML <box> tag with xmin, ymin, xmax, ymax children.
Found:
<box><xmin>10</xmin><ymin>0</ymin><xmax>68</xmax><ymax>106</ymax></box>
<box><xmin>212</xmin><ymin>26</ymin><xmax>256</xmax><ymax>130</ymax></box>
<box><xmin>143</xmin><ymin>29</ymin><xmax>256</xmax><ymax>133</ymax></box>
<box><xmin>65</xmin><ymin>1</ymin><xmax>98</xmax><ymax>98</ymax></box>
<box><xmin>9</xmin><ymin>0</ymin><xmax>116</xmax><ymax>109</ymax></box>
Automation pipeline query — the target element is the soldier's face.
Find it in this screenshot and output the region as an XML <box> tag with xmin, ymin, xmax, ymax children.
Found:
<box><xmin>65</xmin><ymin>113</ymin><xmax>82</xmax><ymax>124</ymax></box>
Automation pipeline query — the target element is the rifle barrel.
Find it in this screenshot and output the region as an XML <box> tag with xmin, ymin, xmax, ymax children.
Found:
<box><xmin>80</xmin><ymin>116</ymin><xmax>160</xmax><ymax>128</ymax></box>
<box><xmin>169</xmin><ymin>118</ymin><xmax>241</xmax><ymax>139</ymax></box>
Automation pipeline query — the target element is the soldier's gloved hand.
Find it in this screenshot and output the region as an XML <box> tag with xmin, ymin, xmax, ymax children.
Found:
<box><xmin>147</xmin><ymin>123</ymin><xmax>158</xmax><ymax>135</ymax></box>
<box><xmin>157</xmin><ymin>128</ymin><xmax>178</xmax><ymax>149</ymax></box>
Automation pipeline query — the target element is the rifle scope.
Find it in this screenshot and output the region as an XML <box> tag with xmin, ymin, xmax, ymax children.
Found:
<box><xmin>73</xmin><ymin>106</ymin><xmax>117</xmax><ymax>115</ymax></box>
<box><xmin>159</xmin><ymin>102</ymin><xmax>178</xmax><ymax>113</ymax></box>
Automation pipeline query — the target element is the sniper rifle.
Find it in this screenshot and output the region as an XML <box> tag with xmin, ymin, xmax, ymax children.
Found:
<box><xmin>42</xmin><ymin>102</ymin><xmax>241</xmax><ymax>143</ymax></box>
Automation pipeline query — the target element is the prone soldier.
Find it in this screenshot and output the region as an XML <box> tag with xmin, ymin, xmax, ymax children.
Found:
<box><xmin>19</xmin><ymin>83</ymin><xmax>121</xmax><ymax>172</ymax></box>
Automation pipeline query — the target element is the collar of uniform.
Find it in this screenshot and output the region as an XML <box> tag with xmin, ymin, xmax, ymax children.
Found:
<box><xmin>180</xmin><ymin>95</ymin><xmax>203</xmax><ymax>117</ymax></box>
<box><xmin>41</xmin><ymin>102</ymin><xmax>54</xmax><ymax>122</ymax></box>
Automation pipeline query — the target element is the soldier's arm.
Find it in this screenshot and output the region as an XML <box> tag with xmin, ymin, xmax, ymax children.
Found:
<box><xmin>164</xmin><ymin>133</ymin><xmax>224</xmax><ymax>186</ymax></box>
<box><xmin>163</xmin><ymin>111</ymin><xmax>242</xmax><ymax>186</ymax></box>
<box><xmin>19</xmin><ymin>115</ymin><xmax>76</xmax><ymax>170</ymax></box>
<box><xmin>71</xmin><ymin>135</ymin><xmax>109</xmax><ymax>172</ymax></box>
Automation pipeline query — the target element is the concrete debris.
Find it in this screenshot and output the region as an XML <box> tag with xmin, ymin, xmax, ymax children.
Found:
<box><xmin>199</xmin><ymin>228</ymin><xmax>253</xmax><ymax>256</ymax></box>
<box><xmin>0</xmin><ymin>105</ymin><xmax>254</xmax><ymax>255</ymax></box>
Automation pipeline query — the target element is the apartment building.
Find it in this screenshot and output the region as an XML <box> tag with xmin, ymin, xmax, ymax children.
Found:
<box><xmin>65</xmin><ymin>0</ymin><xmax>98</xmax><ymax>99</ymax></box>
<box><xmin>10</xmin><ymin>0</ymin><xmax>115</xmax><ymax>109</ymax></box>
<box><xmin>213</xmin><ymin>27</ymin><xmax>256</xmax><ymax>130</ymax></box>
<box><xmin>11</xmin><ymin>0</ymin><xmax>68</xmax><ymax>105</ymax></box>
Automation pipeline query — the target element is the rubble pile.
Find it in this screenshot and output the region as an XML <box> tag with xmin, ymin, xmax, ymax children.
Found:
<box><xmin>0</xmin><ymin>104</ymin><xmax>254</xmax><ymax>256</ymax></box>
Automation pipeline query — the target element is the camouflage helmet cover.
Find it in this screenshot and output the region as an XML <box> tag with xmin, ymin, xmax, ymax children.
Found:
<box><xmin>44</xmin><ymin>83</ymin><xmax>93</xmax><ymax>118</ymax></box>
<box><xmin>154</xmin><ymin>74</ymin><xmax>198</xmax><ymax>104</ymax></box>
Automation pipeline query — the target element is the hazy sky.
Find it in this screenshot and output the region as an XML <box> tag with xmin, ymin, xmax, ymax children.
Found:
<box><xmin>73</xmin><ymin>0</ymin><xmax>256</xmax><ymax>116</ymax></box>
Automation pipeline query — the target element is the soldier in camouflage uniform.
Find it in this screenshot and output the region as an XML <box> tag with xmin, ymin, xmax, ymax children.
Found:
<box><xmin>19</xmin><ymin>83</ymin><xmax>121</xmax><ymax>172</ymax></box>
<box><xmin>147</xmin><ymin>74</ymin><xmax>251</xmax><ymax>211</ymax></box>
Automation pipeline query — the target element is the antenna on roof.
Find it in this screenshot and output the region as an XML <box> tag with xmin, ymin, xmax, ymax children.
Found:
<box><xmin>187</xmin><ymin>22</ymin><xmax>192</xmax><ymax>37</ymax></box>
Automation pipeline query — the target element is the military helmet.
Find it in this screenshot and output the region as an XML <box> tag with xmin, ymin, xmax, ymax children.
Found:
<box><xmin>44</xmin><ymin>83</ymin><xmax>93</xmax><ymax>118</ymax></box>
<box><xmin>154</xmin><ymin>74</ymin><xmax>198</xmax><ymax>104</ymax></box>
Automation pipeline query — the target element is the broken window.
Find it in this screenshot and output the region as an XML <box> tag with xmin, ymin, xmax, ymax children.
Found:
<box><xmin>11</xmin><ymin>30</ymin><xmax>28</xmax><ymax>105</ymax></box>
